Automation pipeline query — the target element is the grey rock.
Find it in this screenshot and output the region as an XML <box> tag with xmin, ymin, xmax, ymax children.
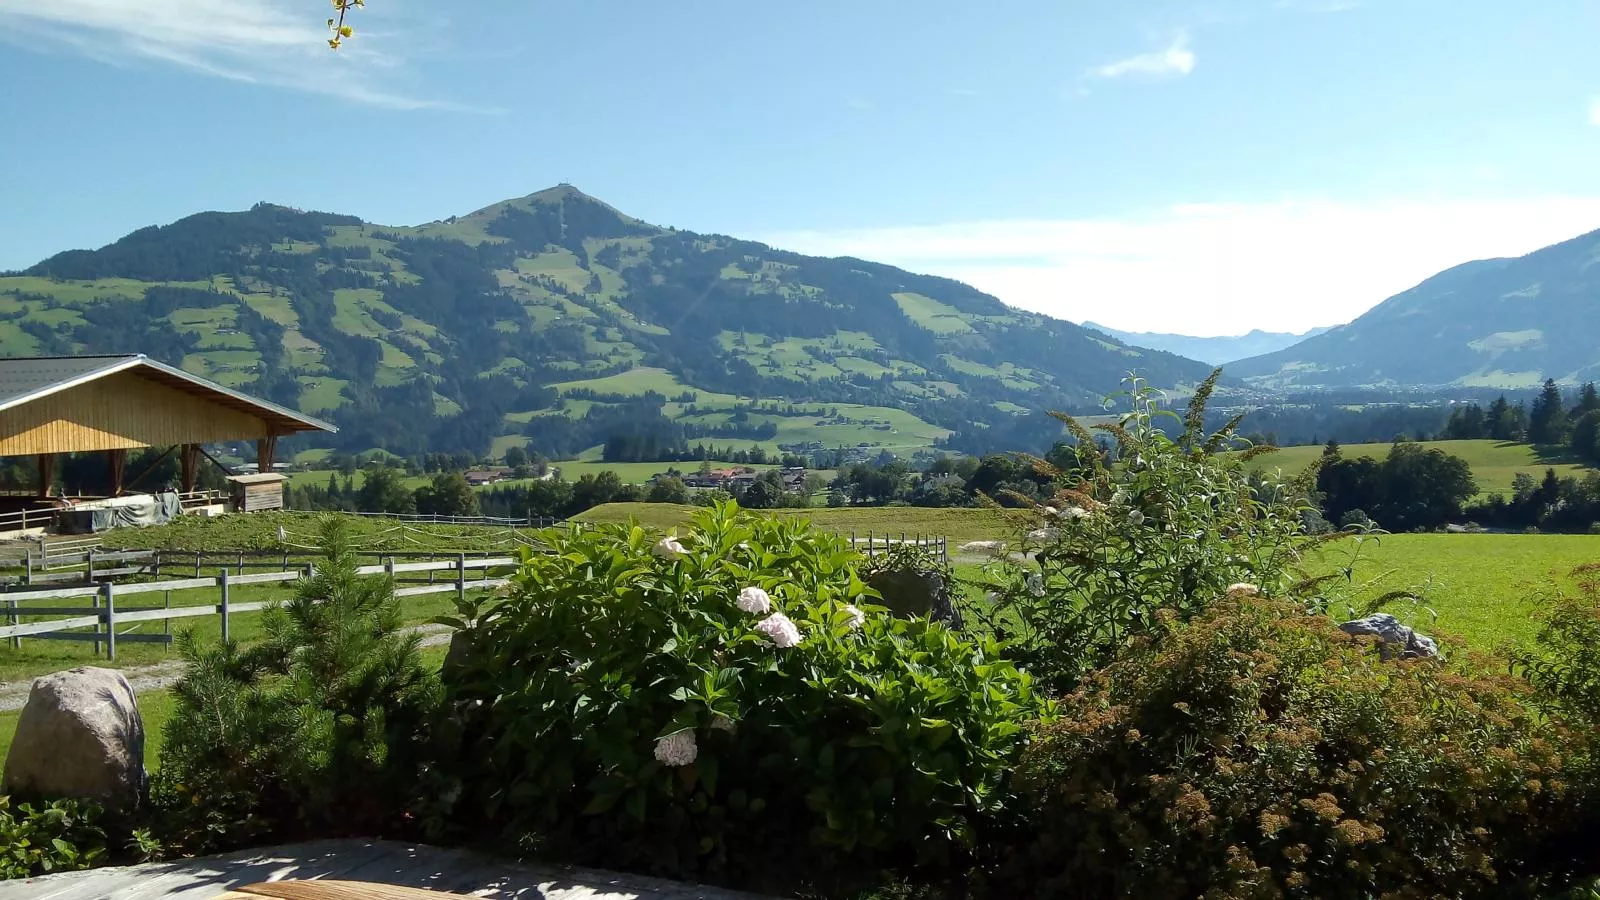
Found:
<box><xmin>2</xmin><ymin>667</ymin><xmax>146</xmax><ymax>812</ymax></box>
<box><xmin>1338</xmin><ymin>613</ymin><xmax>1439</xmax><ymax>660</ymax></box>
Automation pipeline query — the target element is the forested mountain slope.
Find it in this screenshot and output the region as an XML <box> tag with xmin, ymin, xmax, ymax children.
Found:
<box><xmin>1229</xmin><ymin>227</ymin><xmax>1600</xmax><ymax>389</ymax></box>
<box><xmin>3</xmin><ymin>186</ymin><xmax>1213</xmax><ymax>458</ymax></box>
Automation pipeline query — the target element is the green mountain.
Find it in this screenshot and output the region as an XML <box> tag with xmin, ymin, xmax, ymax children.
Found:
<box><xmin>1082</xmin><ymin>321</ymin><xmax>1335</xmax><ymax>366</ymax></box>
<box><xmin>1</xmin><ymin>186</ymin><xmax>1213</xmax><ymax>459</ymax></box>
<box><xmin>1229</xmin><ymin>228</ymin><xmax>1600</xmax><ymax>389</ymax></box>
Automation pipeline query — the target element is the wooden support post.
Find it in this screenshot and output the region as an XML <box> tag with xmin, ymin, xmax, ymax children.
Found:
<box><xmin>92</xmin><ymin>592</ymin><xmax>101</xmax><ymax>656</ymax></box>
<box><xmin>102</xmin><ymin>582</ymin><xmax>116</xmax><ymax>662</ymax></box>
<box><xmin>456</xmin><ymin>553</ymin><xmax>467</xmax><ymax>605</ymax></box>
<box><xmin>108</xmin><ymin>448</ymin><xmax>128</xmax><ymax>497</ymax></box>
<box><xmin>180</xmin><ymin>443</ymin><xmax>199</xmax><ymax>494</ymax></box>
<box><xmin>36</xmin><ymin>453</ymin><xmax>55</xmax><ymax>498</ymax></box>
<box><xmin>195</xmin><ymin>552</ymin><xmax>202</xmax><ymax>577</ymax></box>
<box><xmin>23</xmin><ymin>553</ymin><xmax>31</xmax><ymax>586</ymax></box>
<box><xmin>256</xmin><ymin>435</ymin><xmax>278</xmax><ymax>476</ymax></box>
<box><xmin>6</xmin><ymin>599</ymin><xmax>17</xmax><ymax>650</ymax></box>
<box><xmin>85</xmin><ymin>548</ymin><xmax>95</xmax><ymax>583</ymax></box>
<box><xmin>219</xmin><ymin>569</ymin><xmax>231</xmax><ymax>644</ymax></box>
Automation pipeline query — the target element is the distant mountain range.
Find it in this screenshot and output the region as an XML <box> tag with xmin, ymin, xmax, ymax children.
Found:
<box><xmin>1081</xmin><ymin>322</ymin><xmax>1335</xmax><ymax>366</ymax></box>
<box><xmin>1229</xmin><ymin>227</ymin><xmax>1600</xmax><ymax>389</ymax></box>
<box><xmin>1</xmin><ymin>186</ymin><xmax>1215</xmax><ymax>459</ymax></box>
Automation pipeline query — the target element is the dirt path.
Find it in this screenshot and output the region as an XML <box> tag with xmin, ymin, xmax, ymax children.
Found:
<box><xmin>0</xmin><ymin>623</ymin><xmax>455</xmax><ymax>712</ymax></box>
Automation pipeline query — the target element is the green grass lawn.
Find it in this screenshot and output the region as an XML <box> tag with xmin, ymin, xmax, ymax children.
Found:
<box><xmin>1244</xmin><ymin>439</ymin><xmax>1589</xmax><ymax>497</ymax></box>
<box><xmin>577</xmin><ymin>503</ymin><xmax>1015</xmax><ymax>545</ymax></box>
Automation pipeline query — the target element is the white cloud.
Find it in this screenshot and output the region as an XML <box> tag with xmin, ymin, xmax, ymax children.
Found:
<box><xmin>1090</xmin><ymin>33</ymin><xmax>1196</xmax><ymax>80</ymax></box>
<box><xmin>754</xmin><ymin>196</ymin><xmax>1600</xmax><ymax>336</ymax></box>
<box><xmin>0</xmin><ymin>0</ymin><xmax>488</xmax><ymax>111</ymax></box>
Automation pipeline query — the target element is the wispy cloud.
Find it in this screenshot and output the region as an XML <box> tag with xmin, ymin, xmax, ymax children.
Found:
<box><xmin>0</xmin><ymin>0</ymin><xmax>492</xmax><ymax>111</ymax></box>
<box><xmin>1090</xmin><ymin>33</ymin><xmax>1196</xmax><ymax>80</ymax></box>
<box><xmin>1274</xmin><ymin>0</ymin><xmax>1362</xmax><ymax>12</ymax></box>
<box><xmin>755</xmin><ymin>196</ymin><xmax>1600</xmax><ymax>335</ymax></box>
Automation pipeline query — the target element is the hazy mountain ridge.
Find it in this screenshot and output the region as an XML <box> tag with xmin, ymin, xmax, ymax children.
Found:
<box><xmin>1082</xmin><ymin>321</ymin><xmax>1335</xmax><ymax>366</ymax></box>
<box><xmin>1</xmin><ymin>186</ymin><xmax>1215</xmax><ymax>458</ymax></box>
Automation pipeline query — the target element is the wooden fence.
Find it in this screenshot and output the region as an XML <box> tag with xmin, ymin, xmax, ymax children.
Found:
<box><xmin>849</xmin><ymin>533</ymin><xmax>949</xmax><ymax>565</ymax></box>
<box><xmin>0</xmin><ymin>553</ymin><xmax>518</xmax><ymax>661</ymax></box>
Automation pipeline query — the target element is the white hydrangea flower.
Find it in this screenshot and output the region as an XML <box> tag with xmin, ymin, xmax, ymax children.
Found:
<box><xmin>737</xmin><ymin>586</ymin><xmax>772</xmax><ymax>614</ymax></box>
<box><xmin>1026</xmin><ymin>572</ymin><xmax>1046</xmax><ymax>597</ymax></box>
<box><xmin>652</xmin><ymin>536</ymin><xmax>688</xmax><ymax>560</ymax></box>
<box><xmin>1227</xmin><ymin>583</ymin><xmax>1261</xmax><ymax>596</ymax></box>
<box><xmin>653</xmin><ymin>730</ymin><xmax>698</xmax><ymax>767</ymax></box>
<box><xmin>843</xmin><ymin>604</ymin><xmax>866</xmax><ymax>630</ymax></box>
<box><xmin>755</xmin><ymin>611</ymin><xmax>803</xmax><ymax>648</ymax></box>
<box><xmin>1127</xmin><ymin>510</ymin><xmax>1146</xmax><ymax>526</ymax></box>
<box><xmin>1062</xmin><ymin>506</ymin><xmax>1089</xmax><ymax>520</ymax></box>
<box><xmin>710</xmin><ymin>715</ymin><xmax>737</xmax><ymax>734</ymax></box>
<box><xmin>1042</xmin><ymin>505</ymin><xmax>1059</xmax><ymax>517</ymax></box>
<box><xmin>1027</xmin><ymin>527</ymin><xmax>1060</xmax><ymax>543</ymax></box>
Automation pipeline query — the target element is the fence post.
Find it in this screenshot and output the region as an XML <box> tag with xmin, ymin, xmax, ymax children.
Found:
<box><xmin>219</xmin><ymin>569</ymin><xmax>231</xmax><ymax>644</ymax></box>
<box><xmin>102</xmin><ymin>582</ymin><xmax>116</xmax><ymax>662</ymax></box>
<box><xmin>92</xmin><ymin>591</ymin><xmax>101</xmax><ymax>656</ymax></box>
<box><xmin>23</xmin><ymin>552</ymin><xmax>31</xmax><ymax>586</ymax></box>
<box><xmin>237</xmin><ymin>553</ymin><xmax>245</xmax><ymax>576</ymax></box>
<box><xmin>456</xmin><ymin>553</ymin><xmax>466</xmax><ymax>605</ymax></box>
<box><xmin>384</xmin><ymin>556</ymin><xmax>396</xmax><ymax>585</ymax></box>
<box><xmin>152</xmin><ymin>550</ymin><xmax>161</xmax><ymax>579</ymax></box>
<box><xmin>6</xmin><ymin>598</ymin><xmax>17</xmax><ymax>650</ymax></box>
<box><xmin>86</xmin><ymin>548</ymin><xmax>95</xmax><ymax>583</ymax></box>
<box><xmin>282</xmin><ymin>551</ymin><xmax>289</xmax><ymax>572</ymax></box>
<box><xmin>194</xmin><ymin>552</ymin><xmax>202</xmax><ymax>577</ymax></box>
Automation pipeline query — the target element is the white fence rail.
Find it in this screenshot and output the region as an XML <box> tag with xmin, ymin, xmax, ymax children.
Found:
<box><xmin>0</xmin><ymin>553</ymin><xmax>520</xmax><ymax>661</ymax></box>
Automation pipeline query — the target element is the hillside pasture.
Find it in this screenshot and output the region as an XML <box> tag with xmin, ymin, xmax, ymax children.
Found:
<box><xmin>1244</xmin><ymin>439</ymin><xmax>1589</xmax><ymax>496</ymax></box>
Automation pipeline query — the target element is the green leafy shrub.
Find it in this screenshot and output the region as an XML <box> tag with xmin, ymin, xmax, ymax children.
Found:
<box><xmin>150</xmin><ymin>517</ymin><xmax>441</xmax><ymax>854</ymax></box>
<box><xmin>991</xmin><ymin>597</ymin><xmax>1594</xmax><ymax>900</ymax></box>
<box><xmin>0</xmin><ymin>796</ymin><xmax>106</xmax><ymax>879</ymax></box>
<box><xmin>1519</xmin><ymin>564</ymin><xmax>1600</xmax><ymax>728</ymax></box>
<box><xmin>972</xmin><ymin>372</ymin><xmax>1323</xmax><ymax>692</ymax></box>
<box><xmin>430</xmin><ymin>501</ymin><xmax>1050</xmax><ymax>894</ymax></box>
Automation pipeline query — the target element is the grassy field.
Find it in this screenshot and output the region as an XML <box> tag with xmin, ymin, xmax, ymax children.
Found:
<box><xmin>1245</xmin><ymin>439</ymin><xmax>1589</xmax><ymax>497</ymax></box>
<box><xmin>576</xmin><ymin>503</ymin><xmax>1016</xmax><ymax>545</ymax></box>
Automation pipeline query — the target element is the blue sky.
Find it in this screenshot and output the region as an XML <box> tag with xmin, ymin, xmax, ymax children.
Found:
<box><xmin>3</xmin><ymin>1</ymin><xmax>1600</xmax><ymax>334</ymax></box>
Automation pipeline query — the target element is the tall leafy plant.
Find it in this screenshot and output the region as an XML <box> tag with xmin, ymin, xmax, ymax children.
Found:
<box><xmin>970</xmin><ymin>371</ymin><xmax>1323</xmax><ymax>692</ymax></box>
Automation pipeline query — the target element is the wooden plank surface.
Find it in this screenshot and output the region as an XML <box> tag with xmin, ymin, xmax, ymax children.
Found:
<box><xmin>2</xmin><ymin>838</ymin><xmax>772</xmax><ymax>900</ymax></box>
<box><xmin>233</xmin><ymin>880</ymin><xmax>473</xmax><ymax>899</ymax></box>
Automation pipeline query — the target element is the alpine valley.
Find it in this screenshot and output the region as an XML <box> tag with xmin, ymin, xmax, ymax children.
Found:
<box><xmin>0</xmin><ymin>186</ymin><xmax>1214</xmax><ymax>460</ymax></box>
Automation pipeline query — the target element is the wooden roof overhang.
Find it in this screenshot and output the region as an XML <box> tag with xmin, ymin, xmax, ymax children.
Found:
<box><xmin>0</xmin><ymin>354</ymin><xmax>336</xmax><ymax>457</ymax></box>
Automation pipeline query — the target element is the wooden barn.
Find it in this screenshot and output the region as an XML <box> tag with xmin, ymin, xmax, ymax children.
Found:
<box><xmin>0</xmin><ymin>354</ymin><xmax>335</xmax><ymax>533</ymax></box>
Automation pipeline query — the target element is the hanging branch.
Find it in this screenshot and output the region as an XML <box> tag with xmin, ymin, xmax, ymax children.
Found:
<box><xmin>327</xmin><ymin>0</ymin><xmax>365</xmax><ymax>50</ymax></box>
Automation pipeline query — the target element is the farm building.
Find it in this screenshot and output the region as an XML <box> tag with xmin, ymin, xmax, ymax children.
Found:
<box><xmin>0</xmin><ymin>354</ymin><xmax>335</xmax><ymax>534</ymax></box>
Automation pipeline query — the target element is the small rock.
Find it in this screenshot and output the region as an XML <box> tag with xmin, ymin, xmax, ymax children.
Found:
<box><xmin>2</xmin><ymin>667</ymin><xmax>146</xmax><ymax>813</ymax></box>
<box><xmin>1338</xmin><ymin>613</ymin><xmax>1439</xmax><ymax>661</ymax></box>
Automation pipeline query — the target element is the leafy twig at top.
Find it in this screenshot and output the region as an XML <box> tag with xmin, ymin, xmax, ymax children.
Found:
<box><xmin>327</xmin><ymin>0</ymin><xmax>365</xmax><ymax>50</ymax></box>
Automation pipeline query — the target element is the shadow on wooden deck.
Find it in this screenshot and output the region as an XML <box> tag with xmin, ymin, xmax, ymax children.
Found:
<box><xmin>3</xmin><ymin>838</ymin><xmax>773</xmax><ymax>900</ymax></box>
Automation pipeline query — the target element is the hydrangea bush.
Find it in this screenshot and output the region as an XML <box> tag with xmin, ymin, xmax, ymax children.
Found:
<box><xmin>428</xmin><ymin>501</ymin><xmax>1050</xmax><ymax>893</ymax></box>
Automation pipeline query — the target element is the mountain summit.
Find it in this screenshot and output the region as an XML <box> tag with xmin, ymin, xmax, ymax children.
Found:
<box><xmin>3</xmin><ymin>188</ymin><xmax>1214</xmax><ymax>457</ymax></box>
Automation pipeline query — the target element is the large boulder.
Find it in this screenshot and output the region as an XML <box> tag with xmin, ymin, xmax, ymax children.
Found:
<box><xmin>1338</xmin><ymin>613</ymin><xmax>1439</xmax><ymax>661</ymax></box>
<box><xmin>2</xmin><ymin>667</ymin><xmax>146</xmax><ymax>813</ymax></box>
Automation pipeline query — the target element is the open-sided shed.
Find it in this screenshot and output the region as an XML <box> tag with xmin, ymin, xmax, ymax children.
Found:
<box><xmin>0</xmin><ymin>354</ymin><xmax>335</xmax><ymax>506</ymax></box>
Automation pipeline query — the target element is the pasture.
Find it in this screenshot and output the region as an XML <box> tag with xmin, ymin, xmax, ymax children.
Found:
<box><xmin>1244</xmin><ymin>438</ymin><xmax>1588</xmax><ymax>497</ymax></box>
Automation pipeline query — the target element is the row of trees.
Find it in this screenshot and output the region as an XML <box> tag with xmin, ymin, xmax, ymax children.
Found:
<box><xmin>1444</xmin><ymin>381</ymin><xmax>1600</xmax><ymax>461</ymax></box>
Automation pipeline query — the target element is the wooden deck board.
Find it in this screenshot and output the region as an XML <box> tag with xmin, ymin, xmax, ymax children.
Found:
<box><xmin>0</xmin><ymin>840</ymin><xmax>772</xmax><ymax>900</ymax></box>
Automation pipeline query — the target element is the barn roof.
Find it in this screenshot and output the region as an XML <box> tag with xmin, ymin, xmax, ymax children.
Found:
<box><xmin>0</xmin><ymin>355</ymin><xmax>336</xmax><ymax>434</ymax></box>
